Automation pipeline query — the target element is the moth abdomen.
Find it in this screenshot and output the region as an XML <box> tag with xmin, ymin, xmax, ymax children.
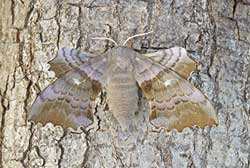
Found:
<box><xmin>106</xmin><ymin>74</ymin><xmax>139</xmax><ymax>129</ymax></box>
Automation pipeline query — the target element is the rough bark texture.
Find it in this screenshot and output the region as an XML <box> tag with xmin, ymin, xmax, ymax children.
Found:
<box><xmin>1</xmin><ymin>0</ymin><xmax>250</xmax><ymax>167</ymax></box>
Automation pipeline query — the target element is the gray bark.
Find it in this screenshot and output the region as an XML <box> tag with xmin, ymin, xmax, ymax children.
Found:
<box><xmin>0</xmin><ymin>0</ymin><xmax>250</xmax><ymax>167</ymax></box>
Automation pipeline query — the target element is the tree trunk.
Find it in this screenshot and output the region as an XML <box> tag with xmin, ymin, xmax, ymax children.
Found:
<box><xmin>1</xmin><ymin>0</ymin><xmax>250</xmax><ymax>167</ymax></box>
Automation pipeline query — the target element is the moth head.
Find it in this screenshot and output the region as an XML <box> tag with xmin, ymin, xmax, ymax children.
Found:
<box><xmin>108</xmin><ymin>47</ymin><xmax>136</xmax><ymax>70</ymax></box>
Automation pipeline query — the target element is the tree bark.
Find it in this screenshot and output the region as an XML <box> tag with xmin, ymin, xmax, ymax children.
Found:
<box><xmin>1</xmin><ymin>0</ymin><xmax>250</xmax><ymax>167</ymax></box>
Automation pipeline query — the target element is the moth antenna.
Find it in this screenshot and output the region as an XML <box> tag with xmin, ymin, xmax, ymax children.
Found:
<box><xmin>91</xmin><ymin>37</ymin><xmax>118</xmax><ymax>46</ymax></box>
<box><xmin>122</xmin><ymin>31</ymin><xmax>153</xmax><ymax>46</ymax></box>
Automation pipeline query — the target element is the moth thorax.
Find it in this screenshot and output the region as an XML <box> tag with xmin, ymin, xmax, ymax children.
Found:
<box><xmin>115</xmin><ymin>58</ymin><xmax>133</xmax><ymax>71</ymax></box>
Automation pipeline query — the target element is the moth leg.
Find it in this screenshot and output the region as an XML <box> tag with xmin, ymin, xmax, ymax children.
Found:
<box><xmin>143</xmin><ymin>47</ymin><xmax>197</xmax><ymax>79</ymax></box>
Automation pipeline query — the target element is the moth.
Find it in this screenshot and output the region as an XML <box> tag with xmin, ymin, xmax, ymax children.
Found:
<box><xmin>29</xmin><ymin>32</ymin><xmax>218</xmax><ymax>131</ymax></box>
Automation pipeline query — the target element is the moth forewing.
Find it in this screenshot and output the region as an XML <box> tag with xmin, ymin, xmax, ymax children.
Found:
<box><xmin>135</xmin><ymin>53</ymin><xmax>218</xmax><ymax>131</ymax></box>
<box><xmin>29</xmin><ymin>49</ymin><xmax>106</xmax><ymax>129</ymax></box>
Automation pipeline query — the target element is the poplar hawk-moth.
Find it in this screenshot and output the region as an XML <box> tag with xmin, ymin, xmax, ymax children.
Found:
<box><xmin>29</xmin><ymin>34</ymin><xmax>218</xmax><ymax>131</ymax></box>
